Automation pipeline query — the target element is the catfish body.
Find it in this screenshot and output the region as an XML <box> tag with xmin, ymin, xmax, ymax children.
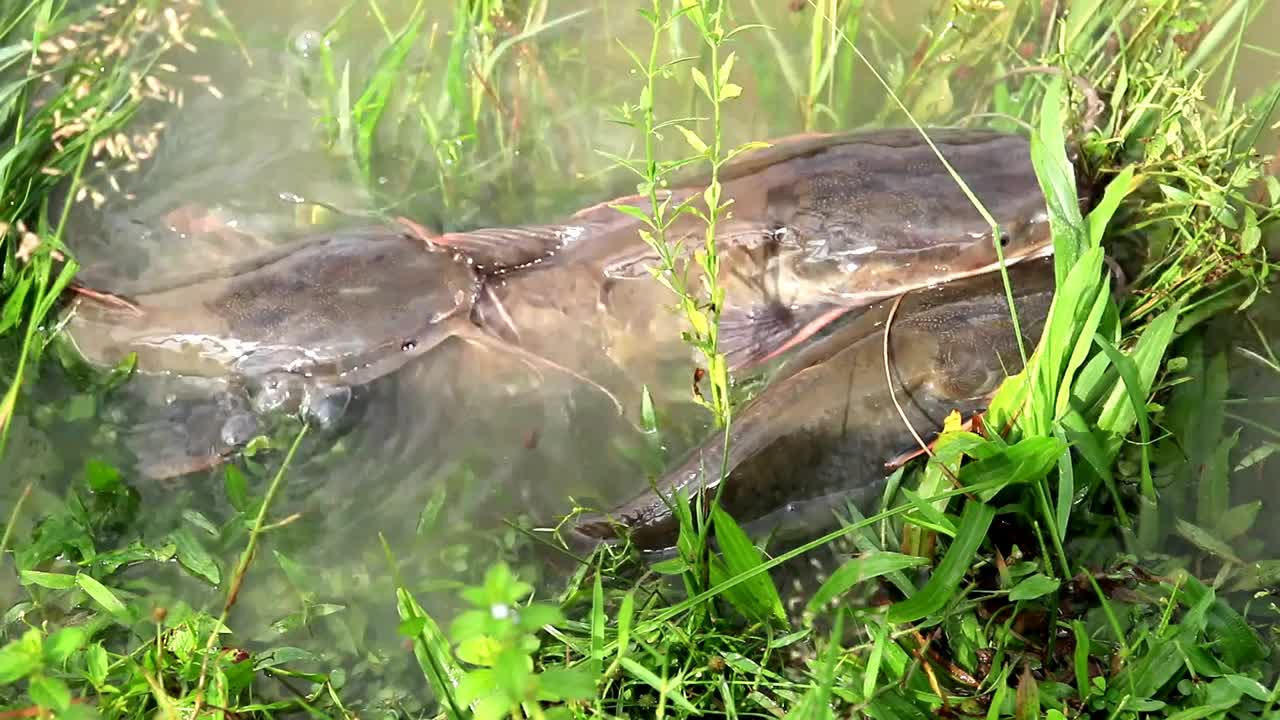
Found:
<box><xmin>61</xmin><ymin>221</ymin><xmax>571</xmax><ymax>479</ymax></box>
<box><xmin>470</xmin><ymin>127</ymin><xmax>1060</xmax><ymax>403</ymax></box>
<box><xmin>565</xmin><ymin>257</ymin><xmax>1060</xmax><ymax>554</ymax></box>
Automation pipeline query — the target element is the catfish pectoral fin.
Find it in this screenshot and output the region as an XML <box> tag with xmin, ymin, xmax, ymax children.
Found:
<box><xmin>431</xmin><ymin>224</ymin><xmax>587</xmax><ymax>272</ymax></box>
<box><xmin>124</xmin><ymin>398</ymin><xmax>259</xmax><ymax>480</ymax></box>
<box><xmin>560</xmin><ymin>510</ymin><xmax>626</xmax><ymax>553</ymax></box>
<box><xmin>720</xmin><ymin>302</ymin><xmax>850</xmax><ymax>370</ymax></box>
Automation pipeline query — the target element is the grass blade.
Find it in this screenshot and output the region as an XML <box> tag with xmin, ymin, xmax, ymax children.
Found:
<box><xmin>396</xmin><ymin>588</ymin><xmax>466</xmax><ymax>720</ymax></box>
<box><xmin>804</xmin><ymin>552</ymin><xmax>929</xmax><ymax>620</ymax></box>
<box><xmin>887</xmin><ymin>500</ymin><xmax>995</xmax><ymax>624</ymax></box>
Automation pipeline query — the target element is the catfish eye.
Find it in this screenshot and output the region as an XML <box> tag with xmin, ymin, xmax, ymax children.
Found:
<box><xmin>999</xmin><ymin>232</ymin><xmax>1012</xmax><ymax>248</ymax></box>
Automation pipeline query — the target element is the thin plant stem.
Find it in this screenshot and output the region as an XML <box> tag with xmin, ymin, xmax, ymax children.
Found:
<box><xmin>192</xmin><ymin>423</ymin><xmax>311</xmax><ymax>717</ymax></box>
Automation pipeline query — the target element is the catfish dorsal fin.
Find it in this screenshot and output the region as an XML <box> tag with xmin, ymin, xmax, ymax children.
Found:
<box><xmin>430</xmin><ymin>224</ymin><xmax>589</xmax><ymax>273</ymax></box>
<box><xmin>719</xmin><ymin>301</ymin><xmax>853</xmax><ymax>372</ymax></box>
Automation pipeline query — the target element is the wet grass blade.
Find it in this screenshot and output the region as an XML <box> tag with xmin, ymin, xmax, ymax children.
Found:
<box><xmin>444</xmin><ymin>0</ymin><xmax>473</xmax><ymax>132</ymax></box>
<box><xmin>804</xmin><ymin>552</ymin><xmax>929</xmax><ymax>620</ymax></box>
<box><xmin>1031</xmin><ymin>77</ymin><xmax>1088</xmax><ymax>285</ymax></box>
<box><xmin>352</xmin><ymin>4</ymin><xmax>424</xmax><ymax>182</ymax></box>
<box><xmin>1086</xmin><ymin>166</ymin><xmax>1139</xmax><ymax>245</ymax></box>
<box><xmin>887</xmin><ymin>500</ymin><xmax>995</xmax><ymax>624</ymax></box>
<box><xmin>619</xmin><ymin>657</ymin><xmax>700</xmax><ymax>715</ymax></box>
<box><xmin>787</xmin><ymin>613</ymin><xmax>841</xmax><ymax>720</ymax></box>
<box><xmin>589</xmin><ymin>570</ymin><xmax>605</xmax><ymax>677</ymax></box>
<box><xmin>1095</xmin><ymin>305</ymin><xmax>1181</xmax><ymax>445</ymax></box>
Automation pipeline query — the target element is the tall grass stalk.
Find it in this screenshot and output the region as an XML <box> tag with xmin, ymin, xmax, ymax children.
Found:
<box><xmin>191</xmin><ymin>424</ymin><xmax>309</xmax><ymax>718</ymax></box>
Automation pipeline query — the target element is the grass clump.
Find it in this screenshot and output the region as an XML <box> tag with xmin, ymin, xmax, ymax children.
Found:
<box><xmin>3</xmin><ymin>0</ymin><xmax>1280</xmax><ymax>719</ymax></box>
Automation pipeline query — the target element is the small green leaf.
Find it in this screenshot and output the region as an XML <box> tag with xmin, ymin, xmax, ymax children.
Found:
<box><xmin>0</xmin><ymin>632</ymin><xmax>42</xmax><ymax>683</ymax></box>
<box><xmin>85</xmin><ymin>643</ymin><xmax>108</xmax><ymax>686</ymax></box>
<box><xmin>75</xmin><ymin>574</ymin><xmax>128</xmax><ymax>619</ymax></box>
<box><xmin>170</xmin><ymin>527</ymin><xmax>221</xmax><ymax>585</ymax></box>
<box><xmin>690</xmin><ymin>66</ymin><xmax>712</xmax><ymax>101</ymax></box>
<box><xmin>1009</xmin><ymin>573</ymin><xmax>1061</xmax><ymax>601</ymax></box>
<box><xmin>43</xmin><ymin>627</ymin><xmax>87</xmax><ymax>665</ymax></box>
<box><xmin>20</xmin><ymin>570</ymin><xmax>76</xmax><ymax>590</ymax></box>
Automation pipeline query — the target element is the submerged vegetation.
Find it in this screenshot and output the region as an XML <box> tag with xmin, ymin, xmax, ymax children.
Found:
<box><xmin>2</xmin><ymin>0</ymin><xmax>1280</xmax><ymax>718</ymax></box>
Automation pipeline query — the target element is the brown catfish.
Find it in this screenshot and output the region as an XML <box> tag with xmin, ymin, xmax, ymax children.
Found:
<box><xmin>564</xmin><ymin>257</ymin><xmax>1059</xmax><ymax>554</ymax></box>
<box><xmin>466</xmin><ymin>127</ymin><xmax>1062</xmax><ymax>404</ymax></box>
<box><xmin>62</xmin><ymin>221</ymin><xmax>605</xmax><ymax>477</ymax></box>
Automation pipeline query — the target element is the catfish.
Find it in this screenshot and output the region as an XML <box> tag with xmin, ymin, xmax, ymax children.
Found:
<box><xmin>564</xmin><ymin>257</ymin><xmax>1060</xmax><ymax>554</ymax></box>
<box><xmin>465</xmin><ymin>127</ymin><xmax>1065</xmax><ymax>408</ymax></box>
<box><xmin>61</xmin><ymin>221</ymin><xmax>608</xmax><ymax>477</ymax></box>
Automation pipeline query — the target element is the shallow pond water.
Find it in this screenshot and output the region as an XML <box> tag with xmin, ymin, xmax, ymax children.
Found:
<box><xmin>5</xmin><ymin>0</ymin><xmax>1280</xmax><ymax>711</ymax></box>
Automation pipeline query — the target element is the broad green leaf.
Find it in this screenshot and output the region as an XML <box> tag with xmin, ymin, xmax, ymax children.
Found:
<box><xmin>28</xmin><ymin>674</ymin><xmax>71</xmax><ymax>711</ymax></box>
<box><xmin>43</xmin><ymin>627</ymin><xmax>86</xmax><ymax>665</ymax></box>
<box><xmin>960</xmin><ymin>436</ymin><xmax>1067</xmax><ymax>501</ymax></box>
<box><xmin>0</xmin><ymin>631</ymin><xmax>42</xmax><ymax>683</ymax></box>
<box><xmin>1176</xmin><ymin>571</ymin><xmax>1266</xmax><ymax>665</ymax></box>
<box><xmin>1174</xmin><ymin>519</ymin><xmax>1242</xmax><ymax>565</ymax></box>
<box><xmin>85</xmin><ymin>643</ymin><xmax>108</xmax><ymax>686</ymax></box>
<box><xmin>711</xmin><ymin>507</ymin><xmax>786</xmax><ymax>623</ymax></box>
<box><xmin>1215</xmin><ymin>501</ymin><xmax>1262</xmax><ymax>541</ymax></box>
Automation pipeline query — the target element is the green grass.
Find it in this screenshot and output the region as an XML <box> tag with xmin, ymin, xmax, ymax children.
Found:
<box><xmin>4</xmin><ymin>0</ymin><xmax>1280</xmax><ymax>718</ymax></box>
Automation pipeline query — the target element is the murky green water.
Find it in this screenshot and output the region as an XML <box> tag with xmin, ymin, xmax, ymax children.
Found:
<box><xmin>5</xmin><ymin>0</ymin><xmax>1280</xmax><ymax>710</ymax></box>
